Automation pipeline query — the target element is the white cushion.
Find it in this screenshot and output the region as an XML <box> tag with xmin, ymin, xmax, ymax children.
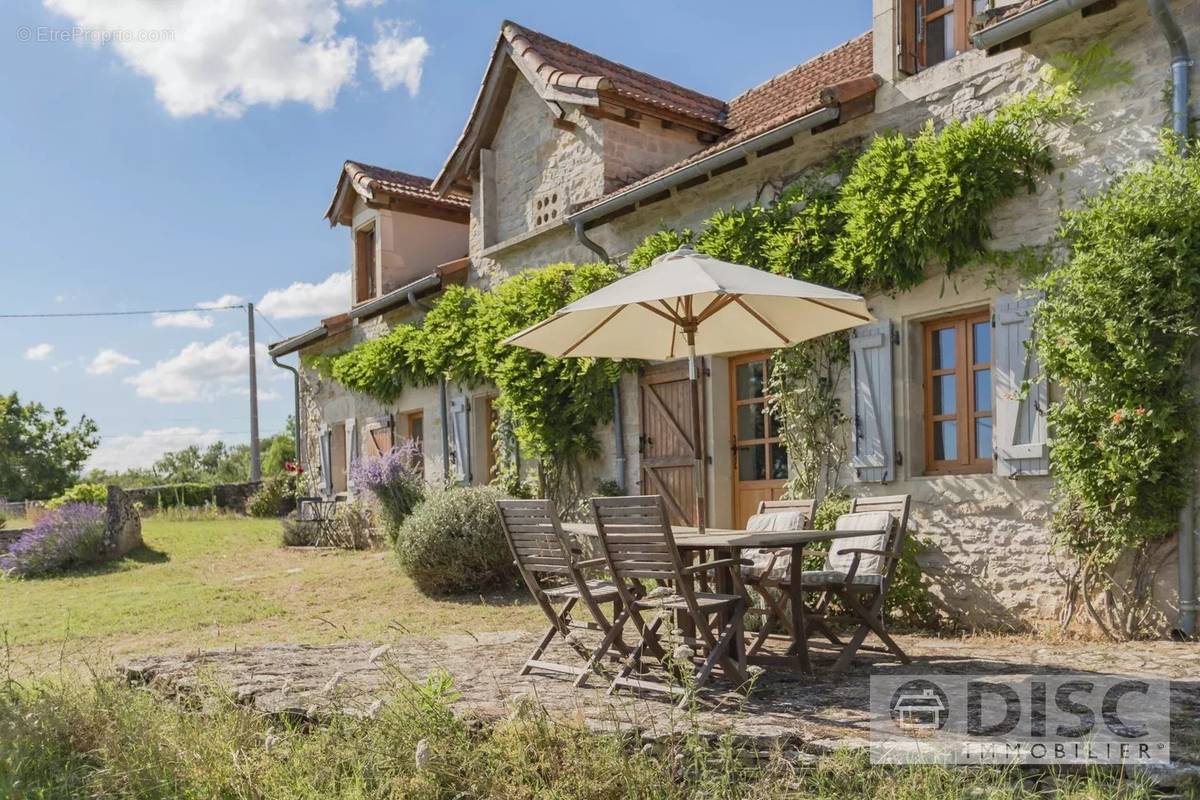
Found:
<box><xmin>741</xmin><ymin>510</ymin><xmax>806</xmax><ymax>581</ymax></box>
<box><xmin>827</xmin><ymin>510</ymin><xmax>894</xmax><ymax>576</ymax></box>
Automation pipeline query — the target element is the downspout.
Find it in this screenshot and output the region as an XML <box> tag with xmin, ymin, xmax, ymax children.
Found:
<box><xmin>410</xmin><ymin>289</ymin><xmax>452</xmax><ymax>483</ymax></box>
<box><xmin>572</xmin><ymin>219</ymin><xmax>627</xmax><ymax>491</ymax></box>
<box><xmin>1148</xmin><ymin>0</ymin><xmax>1196</xmax><ymax>638</ymax></box>
<box><xmin>271</xmin><ymin>354</ymin><xmax>304</xmax><ymax>472</ymax></box>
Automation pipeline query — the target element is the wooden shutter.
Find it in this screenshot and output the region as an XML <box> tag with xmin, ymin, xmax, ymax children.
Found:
<box><xmin>319</xmin><ymin>427</ymin><xmax>333</xmax><ymax>496</ymax></box>
<box><xmin>364</xmin><ymin>415</ymin><xmax>394</xmax><ymax>456</ymax></box>
<box><xmin>993</xmin><ymin>293</ymin><xmax>1049</xmax><ymax>477</ymax></box>
<box><xmin>850</xmin><ymin>320</ymin><xmax>895</xmax><ymax>483</ymax></box>
<box><xmin>898</xmin><ymin>0</ymin><xmax>920</xmax><ymax>75</ymax></box>
<box><xmin>450</xmin><ymin>397</ymin><xmax>471</xmax><ymax>483</ymax></box>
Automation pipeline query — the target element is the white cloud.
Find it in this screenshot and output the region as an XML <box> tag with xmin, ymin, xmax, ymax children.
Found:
<box><xmin>197</xmin><ymin>293</ymin><xmax>245</xmax><ymax>309</ymax></box>
<box><xmin>153</xmin><ymin>311</ymin><xmax>214</xmax><ymax>329</ymax></box>
<box><xmin>343</xmin><ymin>0</ymin><xmax>385</xmax><ymax>7</ymax></box>
<box><xmin>258</xmin><ymin>270</ymin><xmax>350</xmax><ymax>319</ymax></box>
<box><xmin>368</xmin><ymin>21</ymin><xmax>429</xmax><ymax>95</ymax></box>
<box><xmin>126</xmin><ymin>333</ymin><xmax>271</xmax><ymax>403</ymax></box>
<box><xmin>42</xmin><ymin>0</ymin><xmax>359</xmax><ymax>118</ymax></box>
<box><xmin>24</xmin><ymin>343</ymin><xmax>54</xmax><ymax>361</ymax></box>
<box><xmin>86</xmin><ymin>426</ymin><xmax>224</xmax><ymax>472</ymax></box>
<box><xmin>87</xmin><ymin>349</ymin><xmax>140</xmax><ymax>375</ymax></box>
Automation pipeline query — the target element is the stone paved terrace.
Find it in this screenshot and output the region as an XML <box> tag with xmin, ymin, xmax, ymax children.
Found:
<box><xmin>123</xmin><ymin>631</ymin><xmax>1200</xmax><ymax>773</ymax></box>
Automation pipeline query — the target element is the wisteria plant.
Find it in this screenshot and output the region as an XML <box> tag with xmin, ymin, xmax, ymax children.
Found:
<box><xmin>350</xmin><ymin>440</ymin><xmax>425</xmax><ymax>543</ymax></box>
<box><xmin>0</xmin><ymin>502</ymin><xmax>107</xmax><ymax>577</ymax></box>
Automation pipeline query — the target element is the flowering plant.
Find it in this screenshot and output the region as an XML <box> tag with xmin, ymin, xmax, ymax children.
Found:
<box><xmin>0</xmin><ymin>502</ymin><xmax>106</xmax><ymax>577</ymax></box>
<box><xmin>350</xmin><ymin>440</ymin><xmax>425</xmax><ymax>542</ymax></box>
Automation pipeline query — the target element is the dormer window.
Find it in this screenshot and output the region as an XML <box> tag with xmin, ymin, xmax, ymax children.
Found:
<box><xmin>901</xmin><ymin>0</ymin><xmax>988</xmax><ymax>73</ymax></box>
<box><xmin>354</xmin><ymin>222</ymin><xmax>377</xmax><ymax>304</ymax></box>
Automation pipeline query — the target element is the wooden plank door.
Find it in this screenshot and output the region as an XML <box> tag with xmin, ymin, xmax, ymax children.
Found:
<box><xmin>730</xmin><ymin>353</ymin><xmax>787</xmax><ymax>528</ymax></box>
<box><xmin>639</xmin><ymin>362</ymin><xmax>699</xmax><ymax>526</ymax></box>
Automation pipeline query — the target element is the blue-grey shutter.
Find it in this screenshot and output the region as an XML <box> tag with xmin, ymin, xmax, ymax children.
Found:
<box><xmin>450</xmin><ymin>397</ymin><xmax>471</xmax><ymax>483</ymax></box>
<box><xmin>850</xmin><ymin>320</ymin><xmax>895</xmax><ymax>483</ymax></box>
<box><xmin>319</xmin><ymin>427</ymin><xmax>333</xmax><ymax>496</ymax></box>
<box><xmin>993</xmin><ymin>293</ymin><xmax>1049</xmax><ymax>477</ymax></box>
<box><xmin>345</xmin><ymin>419</ymin><xmax>360</xmax><ymax>491</ymax></box>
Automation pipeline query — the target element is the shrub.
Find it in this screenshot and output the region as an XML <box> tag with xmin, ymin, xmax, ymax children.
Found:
<box><xmin>46</xmin><ymin>483</ymin><xmax>108</xmax><ymax>509</ymax></box>
<box><xmin>247</xmin><ymin>472</ymin><xmax>299</xmax><ymax>519</ymax></box>
<box><xmin>0</xmin><ymin>503</ymin><xmax>107</xmax><ymax>577</ymax></box>
<box><xmin>281</xmin><ymin>516</ymin><xmax>321</xmax><ymax>547</ymax></box>
<box><xmin>393</xmin><ymin>485</ymin><xmax>517</xmax><ymax>595</ymax></box>
<box><xmin>350</xmin><ymin>442</ymin><xmax>425</xmax><ymax>543</ymax></box>
<box><xmin>282</xmin><ymin>500</ymin><xmax>377</xmax><ymax>549</ymax></box>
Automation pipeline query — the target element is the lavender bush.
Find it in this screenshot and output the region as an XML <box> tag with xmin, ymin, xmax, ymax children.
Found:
<box><xmin>349</xmin><ymin>440</ymin><xmax>425</xmax><ymax>543</ymax></box>
<box><xmin>0</xmin><ymin>502</ymin><xmax>107</xmax><ymax>577</ymax></box>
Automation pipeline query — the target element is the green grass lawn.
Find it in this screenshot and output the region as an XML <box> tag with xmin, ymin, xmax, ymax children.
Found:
<box><xmin>0</xmin><ymin>516</ymin><xmax>542</xmax><ymax>673</ymax></box>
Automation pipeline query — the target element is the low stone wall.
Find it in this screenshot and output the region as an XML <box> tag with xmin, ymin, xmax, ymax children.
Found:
<box><xmin>123</xmin><ymin>481</ymin><xmax>262</xmax><ymax>513</ymax></box>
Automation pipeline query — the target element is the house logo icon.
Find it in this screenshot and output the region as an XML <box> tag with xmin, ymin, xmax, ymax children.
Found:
<box><xmin>889</xmin><ymin>679</ymin><xmax>949</xmax><ymax>732</ymax></box>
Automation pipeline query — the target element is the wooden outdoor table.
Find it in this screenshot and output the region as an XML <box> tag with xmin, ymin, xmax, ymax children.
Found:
<box><xmin>563</xmin><ymin>523</ymin><xmax>879</xmax><ymax>675</ymax></box>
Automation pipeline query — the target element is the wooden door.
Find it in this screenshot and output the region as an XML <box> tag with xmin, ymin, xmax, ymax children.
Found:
<box><xmin>730</xmin><ymin>353</ymin><xmax>787</xmax><ymax>528</ymax></box>
<box><xmin>639</xmin><ymin>362</ymin><xmax>699</xmax><ymax>526</ymax></box>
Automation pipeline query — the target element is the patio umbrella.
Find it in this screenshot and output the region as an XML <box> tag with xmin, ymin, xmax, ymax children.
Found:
<box><xmin>503</xmin><ymin>246</ymin><xmax>873</xmax><ymax>531</ymax></box>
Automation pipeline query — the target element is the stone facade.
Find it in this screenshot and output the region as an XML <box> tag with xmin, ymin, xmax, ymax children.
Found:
<box><xmin>295</xmin><ymin>0</ymin><xmax>1196</xmax><ymax>630</ymax></box>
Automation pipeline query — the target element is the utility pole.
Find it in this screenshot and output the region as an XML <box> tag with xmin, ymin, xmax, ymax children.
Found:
<box><xmin>248</xmin><ymin>302</ymin><xmax>261</xmax><ymax>482</ymax></box>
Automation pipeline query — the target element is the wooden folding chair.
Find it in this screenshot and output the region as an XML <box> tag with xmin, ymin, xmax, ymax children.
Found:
<box><xmin>496</xmin><ymin>499</ymin><xmax>634</xmax><ymax>687</ymax></box>
<box><xmin>737</xmin><ymin>498</ymin><xmax>820</xmax><ymax>656</ymax></box>
<box><xmin>590</xmin><ymin>495</ymin><xmax>749</xmax><ymax>703</ymax></box>
<box><xmin>800</xmin><ymin>494</ymin><xmax>914</xmax><ymax>673</ymax></box>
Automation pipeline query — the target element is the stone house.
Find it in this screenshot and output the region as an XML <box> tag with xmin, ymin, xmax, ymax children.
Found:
<box><xmin>270</xmin><ymin>0</ymin><xmax>1197</xmax><ymax>631</ymax></box>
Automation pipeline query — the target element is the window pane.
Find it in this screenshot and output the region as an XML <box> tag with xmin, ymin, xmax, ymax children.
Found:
<box><xmin>925</xmin><ymin>0</ymin><xmax>949</xmax><ymax>10</ymax></box>
<box><xmin>931</xmin><ymin>327</ymin><xmax>956</xmax><ymax>370</ymax></box>
<box><xmin>933</xmin><ymin>374</ymin><xmax>956</xmax><ymax>415</ymax></box>
<box><xmin>770</xmin><ymin>443</ymin><xmax>789</xmax><ymax>480</ymax></box>
<box><xmin>737</xmin><ymin>403</ymin><xmax>766</xmax><ymax>441</ymax></box>
<box><xmin>974</xmin><ymin>369</ymin><xmax>992</xmax><ymax>413</ymax></box>
<box><xmin>735</xmin><ymin>361</ymin><xmax>766</xmax><ymax>400</ymax></box>
<box><xmin>976</xmin><ymin>418</ymin><xmax>993</xmax><ymax>460</ymax></box>
<box><xmin>926</xmin><ymin>14</ymin><xmax>948</xmax><ymax>65</ymax></box>
<box><xmin>768</xmin><ymin>405</ymin><xmax>785</xmax><ymax>439</ymax></box>
<box><xmin>942</xmin><ymin>11</ymin><xmax>956</xmax><ymax>57</ymax></box>
<box><xmin>974</xmin><ymin>0</ymin><xmax>988</xmax><ymax>12</ymax></box>
<box><xmin>973</xmin><ymin>321</ymin><xmax>991</xmax><ymax>365</ymax></box>
<box><xmin>934</xmin><ymin>421</ymin><xmax>958</xmax><ymax>461</ymax></box>
<box><xmin>737</xmin><ymin>445</ymin><xmax>767</xmax><ymax>481</ymax></box>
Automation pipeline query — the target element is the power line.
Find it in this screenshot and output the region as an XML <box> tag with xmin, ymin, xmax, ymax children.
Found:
<box><xmin>254</xmin><ymin>307</ymin><xmax>285</xmax><ymax>340</ymax></box>
<box><xmin>0</xmin><ymin>304</ymin><xmax>245</xmax><ymax>319</ymax></box>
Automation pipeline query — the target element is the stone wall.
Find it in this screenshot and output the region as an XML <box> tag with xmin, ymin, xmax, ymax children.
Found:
<box><xmin>602</xmin><ymin>116</ymin><xmax>707</xmax><ymax>192</ymax></box>
<box><xmin>102</xmin><ymin>485</ymin><xmax>142</xmax><ymax>559</ymax></box>
<box><xmin>459</xmin><ymin>0</ymin><xmax>1195</xmax><ymax>629</ymax></box>
<box><xmin>123</xmin><ymin>481</ymin><xmax>263</xmax><ymax>513</ymax></box>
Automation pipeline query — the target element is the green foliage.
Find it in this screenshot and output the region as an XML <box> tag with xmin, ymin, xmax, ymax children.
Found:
<box><xmin>137</xmin><ymin>483</ymin><xmax>218</xmax><ymax>511</ymax></box>
<box><xmin>247</xmin><ymin>472</ymin><xmax>299</xmax><ymax>518</ymax></box>
<box><xmin>0</xmin><ymin>392</ymin><xmax>99</xmax><ymax>502</ymax></box>
<box><xmin>626</xmin><ymin>227</ymin><xmax>693</xmax><ymax>269</ymax></box>
<box><xmin>329</xmin><ymin>324</ymin><xmax>431</xmax><ymax>403</ymax></box>
<box><xmin>1035</xmin><ymin>143</ymin><xmax>1200</xmax><ymax>579</ymax></box>
<box><xmin>151</xmin><ymin>441</ymin><xmax>251</xmax><ymax>484</ymax></box>
<box><xmin>261</xmin><ymin>417</ymin><xmax>298</xmax><ymax>477</ymax></box>
<box><xmin>46</xmin><ymin>483</ymin><xmax>108</xmax><ymax>509</ymax></box>
<box><xmin>393</xmin><ymin>485</ymin><xmax>517</xmax><ymax>595</ymax></box>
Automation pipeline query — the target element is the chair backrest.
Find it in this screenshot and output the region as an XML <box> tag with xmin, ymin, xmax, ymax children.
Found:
<box><xmin>756</xmin><ymin>498</ymin><xmax>817</xmax><ymax>524</ymax></box>
<box><xmin>590</xmin><ymin>495</ymin><xmax>692</xmax><ymax>613</ymax></box>
<box><xmin>495</xmin><ymin>499</ymin><xmax>577</xmax><ymax>594</ymax></box>
<box><xmin>830</xmin><ymin>494</ymin><xmax>912</xmax><ymax>586</ymax></box>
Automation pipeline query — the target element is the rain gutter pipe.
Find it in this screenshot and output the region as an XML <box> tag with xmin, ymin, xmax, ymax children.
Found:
<box><xmin>971</xmin><ymin>0</ymin><xmax>1103</xmax><ymax>50</ymax></box>
<box><xmin>271</xmin><ymin>353</ymin><xmax>304</xmax><ymax>472</ymax></box>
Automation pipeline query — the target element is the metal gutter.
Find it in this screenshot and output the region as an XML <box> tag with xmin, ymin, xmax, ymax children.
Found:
<box><xmin>567</xmin><ymin>105</ymin><xmax>840</xmax><ymax>226</ymax></box>
<box><xmin>271</xmin><ymin>353</ymin><xmax>304</xmax><ymax>471</ymax></box>
<box><xmin>971</xmin><ymin>0</ymin><xmax>1100</xmax><ymax>51</ymax></box>
<box><xmin>267</xmin><ymin>325</ymin><xmax>328</xmax><ymax>358</ymax></box>
<box><xmin>348</xmin><ymin>272</ymin><xmax>441</xmax><ymax>321</ymax></box>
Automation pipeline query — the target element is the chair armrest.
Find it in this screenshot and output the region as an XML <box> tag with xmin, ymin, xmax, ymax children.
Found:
<box><xmin>838</xmin><ymin>548</ymin><xmax>895</xmax><ymax>559</ymax></box>
<box><xmin>683</xmin><ymin>557</ymin><xmax>752</xmax><ymax>574</ymax></box>
<box><xmin>575</xmin><ymin>557</ymin><xmax>608</xmax><ymax>569</ymax></box>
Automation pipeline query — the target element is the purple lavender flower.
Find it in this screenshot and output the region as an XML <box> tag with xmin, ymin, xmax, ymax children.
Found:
<box><xmin>0</xmin><ymin>502</ymin><xmax>106</xmax><ymax>578</ymax></box>
<box><xmin>349</xmin><ymin>439</ymin><xmax>425</xmax><ymax>537</ymax></box>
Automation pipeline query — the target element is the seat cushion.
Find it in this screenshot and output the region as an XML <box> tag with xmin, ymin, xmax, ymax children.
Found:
<box><xmin>800</xmin><ymin>569</ymin><xmax>884</xmax><ymax>588</ymax></box>
<box><xmin>827</xmin><ymin>510</ymin><xmax>894</xmax><ymax>577</ymax></box>
<box><xmin>543</xmin><ymin>579</ymin><xmax>621</xmax><ymax>601</ymax></box>
<box><xmin>741</xmin><ymin>510</ymin><xmax>806</xmax><ymax>582</ymax></box>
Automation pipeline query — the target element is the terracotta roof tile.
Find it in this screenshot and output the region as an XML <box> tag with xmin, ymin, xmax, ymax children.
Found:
<box><xmin>502</xmin><ymin>21</ymin><xmax>728</xmax><ymax>126</ymax></box>
<box><xmin>343</xmin><ymin>161</ymin><xmax>470</xmax><ymax>210</ymax></box>
<box><xmin>574</xmin><ymin>32</ymin><xmax>875</xmax><ymax>215</ymax></box>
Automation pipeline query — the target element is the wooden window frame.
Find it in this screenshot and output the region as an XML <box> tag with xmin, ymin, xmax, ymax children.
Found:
<box><xmin>353</xmin><ymin>222</ymin><xmax>377</xmax><ymax>305</ymax></box>
<box><xmin>923</xmin><ymin>308</ymin><xmax>992</xmax><ymax>475</ymax></box>
<box><xmin>728</xmin><ymin>352</ymin><xmax>787</xmax><ymax>491</ymax></box>
<box><xmin>900</xmin><ymin>0</ymin><xmax>981</xmax><ymax>74</ymax></box>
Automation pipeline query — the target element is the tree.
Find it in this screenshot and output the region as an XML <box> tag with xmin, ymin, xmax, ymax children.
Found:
<box><xmin>0</xmin><ymin>392</ymin><xmax>99</xmax><ymax>501</ymax></box>
<box><xmin>152</xmin><ymin>441</ymin><xmax>251</xmax><ymax>484</ymax></box>
<box><xmin>261</xmin><ymin>416</ymin><xmax>297</xmax><ymax>477</ymax></box>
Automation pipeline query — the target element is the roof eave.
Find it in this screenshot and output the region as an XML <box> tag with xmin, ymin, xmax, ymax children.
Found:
<box><xmin>971</xmin><ymin>0</ymin><xmax>1101</xmax><ymax>50</ymax></box>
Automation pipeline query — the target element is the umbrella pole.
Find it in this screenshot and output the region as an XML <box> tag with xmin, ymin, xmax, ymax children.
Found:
<box><xmin>686</xmin><ymin>334</ymin><xmax>707</xmax><ymax>534</ymax></box>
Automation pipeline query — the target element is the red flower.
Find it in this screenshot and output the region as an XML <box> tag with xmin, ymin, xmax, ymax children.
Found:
<box><xmin>1111</xmin><ymin>410</ymin><xmax>1124</xmax><ymax>424</ymax></box>
<box><xmin>1135</xmin><ymin>406</ymin><xmax>1147</xmax><ymax>416</ymax></box>
<box><xmin>285</xmin><ymin>461</ymin><xmax>304</xmax><ymax>474</ymax></box>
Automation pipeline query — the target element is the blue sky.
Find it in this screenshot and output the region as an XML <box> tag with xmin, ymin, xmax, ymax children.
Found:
<box><xmin>0</xmin><ymin>0</ymin><xmax>870</xmax><ymax>471</ymax></box>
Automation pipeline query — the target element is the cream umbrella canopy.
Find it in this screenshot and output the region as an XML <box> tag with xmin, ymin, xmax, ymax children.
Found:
<box><xmin>503</xmin><ymin>247</ymin><xmax>873</xmax><ymax>530</ymax></box>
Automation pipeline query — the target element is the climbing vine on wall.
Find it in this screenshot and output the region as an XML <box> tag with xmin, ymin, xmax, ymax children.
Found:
<box><xmin>1034</xmin><ymin>139</ymin><xmax>1200</xmax><ymax>639</ymax></box>
<box><xmin>317</xmin><ymin>262</ymin><xmax>632</xmax><ymax>506</ymax></box>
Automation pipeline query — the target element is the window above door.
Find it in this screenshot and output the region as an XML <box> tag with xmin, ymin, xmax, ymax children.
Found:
<box><xmin>899</xmin><ymin>0</ymin><xmax>990</xmax><ymax>74</ymax></box>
